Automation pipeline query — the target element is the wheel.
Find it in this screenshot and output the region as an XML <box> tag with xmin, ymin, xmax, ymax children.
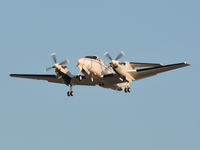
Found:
<box><xmin>78</xmin><ymin>75</ymin><xmax>82</xmax><ymax>81</ymax></box>
<box><xmin>124</xmin><ymin>88</ymin><xmax>127</xmax><ymax>93</ymax></box>
<box><xmin>67</xmin><ymin>91</ymin><xmax>71</xmax><ymax>96</ymax></box>
<box><xmin>124</xmin><ymin>87</ymin><xmax>130</xmax><ymax>93</ymax></box>
<box><xmin>70</xmin><ymin>91</ymin><xmax>74</xmax><ymax>96</ymax></box>
<box><xmin>127</xmin><ymin>87</ymin><xmax>131</xmax><ymax>93</ymax></box>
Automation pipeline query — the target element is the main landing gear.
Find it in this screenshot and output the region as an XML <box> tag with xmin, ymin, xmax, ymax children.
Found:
<box><xmin>124</xmin><ymin>87</ymin><xmax>131</xmax><ymax>93</ymax></box>
<box><xmin>67</xmin><ymin>85</ymin><xmax>74</xmax><ymax>96</ymax></box>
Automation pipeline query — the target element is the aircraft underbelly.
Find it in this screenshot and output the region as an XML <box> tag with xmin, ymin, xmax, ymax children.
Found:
<box><xmin>99</xmin><ymin>82</ymin><xmax>129</xmax><ymax>91</ymax></box>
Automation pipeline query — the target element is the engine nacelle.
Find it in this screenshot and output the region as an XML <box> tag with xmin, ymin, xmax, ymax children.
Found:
<box><xmin>113</xmin><ymin>62</ymin><xmax>134</xmax><ymax>82</ymax></box>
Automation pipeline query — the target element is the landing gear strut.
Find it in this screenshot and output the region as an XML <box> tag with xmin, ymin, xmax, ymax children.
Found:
<box><xmin>124</xmin><ymin>87</ymin><xmax>131</xmax><ymax>93</ymax></box>
<box><xmin>67</xmin><ymin>85</ymin><xmax>74</xmax><ymax>96</ymax></box>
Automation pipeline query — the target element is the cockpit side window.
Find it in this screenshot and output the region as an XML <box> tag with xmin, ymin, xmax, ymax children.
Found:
<box><xmin>85</xmin><ymin>56</ymin><xmax>98</xmax><ymax>60</ymax></box>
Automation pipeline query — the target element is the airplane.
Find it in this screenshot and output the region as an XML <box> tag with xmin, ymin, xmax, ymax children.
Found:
<box><xmin>10</xmin><ymin>51</ymin><xmax>190</xmax><ymax>96</ymax></box>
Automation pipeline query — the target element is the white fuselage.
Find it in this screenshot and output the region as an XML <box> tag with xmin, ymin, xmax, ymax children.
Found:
<box><xmin>77</xmin><ymin>56</ymin><xmax>130</xmax><ymax>90</ymax></box>
<box><xmin>77</xmin><ymin>56</ymin><xmax>114</xmax><ymax>78</ymax></box>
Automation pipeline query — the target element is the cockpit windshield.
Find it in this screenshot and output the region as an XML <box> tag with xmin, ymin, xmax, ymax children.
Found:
<box><xmin>84</xmin><ymin>56</ymin><xmax>98</xmax><ymax>60</ymax></box>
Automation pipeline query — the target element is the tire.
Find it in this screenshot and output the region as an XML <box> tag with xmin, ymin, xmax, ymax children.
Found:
<box><xmin>70</xmin><ymin>91</ymin><xmax>74</xmax><ymax>96</ymax></box>
<box><xmin>125</xmin><ymin>88</ymin><xmax>127</xmax><ymax>93</ymax></box>
<box><xmin>67</xmin><ymin>91</ymin><xmax>71</xmax><ymax>96</ymax></box>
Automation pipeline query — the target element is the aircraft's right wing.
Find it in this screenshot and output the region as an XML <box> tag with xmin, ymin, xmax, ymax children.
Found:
<box><xmin>129</xmin><ymin>62</ymin><xmax>190</xmax><ymax>80</ymax></box>
<box><xmin>10</xmin><ymin>74</ymin><xmax>65</xmax><ymax>84</ymax></box>
<box><xmin>10</xmin><ymin>73</ymin><xmax>119</xmax><ymax>87</ymax></box>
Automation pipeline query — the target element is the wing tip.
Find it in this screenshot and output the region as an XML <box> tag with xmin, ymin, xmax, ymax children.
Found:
<box><xmin>9</xmin><ymin>74</ymin><xmax>14</xmax><ymax>77</ymax></box>
<box><xmin>9</xmin><ymin>74</ymin><xmax>19</xmax><ymax>77</ymax></box>
<box><xmin>184</xmin><ymin>61</ymin><xmax>191</xmax><ymax>65</ymax></box>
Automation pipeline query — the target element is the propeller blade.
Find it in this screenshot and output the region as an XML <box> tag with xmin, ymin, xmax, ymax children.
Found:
<box><xmin>44</xmin><ymin>66</ymin><xmax>55</xmax><ymax>72</ymax></box>
<box><xmin>104</xmin><ymin>52</ymin><xmax>113</xmax><ymax>61</ymax></box>
<box><xmin>59</xmin><ymin>59</ymin><xmax>70</xmax><ymax>65</ymax></box>
<box><xmin>51</xmin><ymin>53</ymin><xmax>57</xmax><ymax>63</ymax></box>
<box><xmin>115</xmin><ymin>51</ymin><xmax>125</xmax><ymax>60</ymax></box>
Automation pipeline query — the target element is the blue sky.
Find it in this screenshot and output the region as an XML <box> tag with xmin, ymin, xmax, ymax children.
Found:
<box><xmin>0</xmin><ymin>0</ymin><xmax>199</xmax><ymax>150</ymax></box>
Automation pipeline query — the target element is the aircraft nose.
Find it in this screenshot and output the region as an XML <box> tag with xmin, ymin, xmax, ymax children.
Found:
<box><xmin>77</xmin><ymin>58</ymin><xmax>84</xmax><ymax>66</ymax></box>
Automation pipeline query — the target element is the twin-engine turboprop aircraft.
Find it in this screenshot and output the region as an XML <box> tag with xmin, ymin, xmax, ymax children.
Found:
<box><xmin>10</xmin><ymin>51</ymin><xmax>190</xmax><ymax>96</ymax></box>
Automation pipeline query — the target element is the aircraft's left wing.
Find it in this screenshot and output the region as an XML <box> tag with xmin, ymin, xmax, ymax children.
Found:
<box><xmin>128</xmin><ymin>62</ymin><xmax>190</xmax><ymax>80</ymax></box>
<box><xmin>129</xmin><ymin>62</ymin><xmax>162</xmax><ymax>68</ymax></box>
<box><xmin>10</xmin><ymin>74</ymin><xmax>65</xmax><ymax>84</ymax></box>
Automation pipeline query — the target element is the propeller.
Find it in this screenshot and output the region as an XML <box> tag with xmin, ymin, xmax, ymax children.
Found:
<box><xmin>51</xmin><ymin>53</ymin><xmax>57</xmax><ymax>63</ymax></box>
<box><xmin>104</xmin><ymin>51</ymin><xmax>125</xmax><ymax>67</ymax></box>
<box><xmin>44</xmin><ymin>53</ymin><xmax>69</xmax><ymax>72</ymax></box>
<box><xmin>104</xmin><ymin>52</ymin><xmax>113</xmax><ymax>61</ymax></box>
<box><xmin>115</xmin><ymin>51</ymin><xmax>125</xmax><ymax>60</ymax></box>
